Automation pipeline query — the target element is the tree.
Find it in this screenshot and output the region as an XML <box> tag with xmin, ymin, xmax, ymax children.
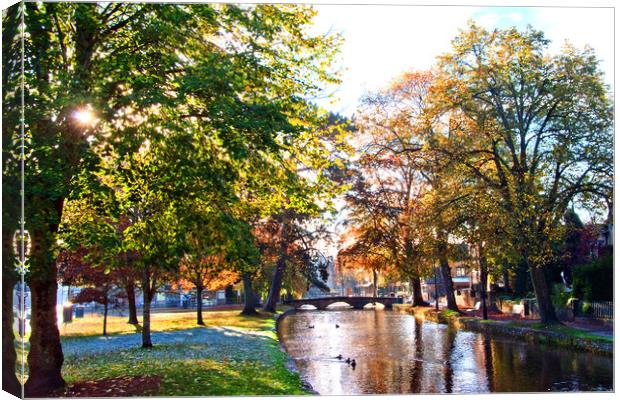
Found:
<box><xmin>246</xmin><ymin>112</ymin><xmax>350</xmax><ymax>313</ymax></box>
<box><xmin>427</xmin><ymin>24</ymin><xmax>613</xmax><ymax>322</ymax></box>
<box><xmin>571</xmin><ymin>251</ymin><xmax>613</xmax><ymax>302</ymax></box>
<box><xmin>72</xmin><ymin>288</ymin><xmax>124</xmax><ymax>336</ymax></box>
<box><xmin>419</xmin><ymin>187</ymin><xmax>462</xmax><ymax>313</ymax></box>
<box><xmin>113</xmin><ymin>149</ymin><xmax>188</xmax><ymax>348</ymax></box>
<box><xmin>176</xmin><ymin>204</ymin><xmax>252</xmax><ymax>324</ymax></box>
<box><xmin>117</xmin><ymin>261</ymin><xmax>141</xmax><ymax>325</ymax></box>
<box><xmin>260</xmin><ymin>211</ymin><xmax>334</xmax><ymax>312</ymax></box>
<box><xmin>178</xmin><ymin>255</ymin><xmax>238</xmax><ymax>325</ymax></box>
<box><xmin>452</xmin><ymin>187</ymin><xmax>511</xmax><ymax>319</ymax></box>
<box><xmin>60</xmin><ymin>202</ymin><xmax>142</xmax><ymax>326</ymax></box>
<box><xmin>125</xmin><ymin>204</ymin><xmax>184</xmax><ymax>348</ymax></box>
<box><xmin>1</xmin><ymin>3</ymin><xmax>23</xmax><ymax>395</ymax></box>
<box><xmin>112</xmin><ymin>217</ymin><xmax>141</xmax><ymax>325</ymax></box>
<box><xmin>57</xmin><ymin>247</ymin><xmax>129</xmax><ymax>336</ymax></box>
<box><xmin>557</xmin><ymin>210</ymin><xmax>599</xmax><ymax>286</ymax></box>
<box><xmin>337</xmin><ymin>225</ymin><xmax>391</xmax><ymax>298</ymax></box>
<box><xmin>6</xmin><ymin>2</ymin><xmax>342</xmax><ymax>393</ymax></box>
<box><xmin>349</xmin><ymin>71</ymin><xmax>464</xmax><ymax>308</ymax></box>
<box><xmin>240</xmin><ymin>272</ymin><xmax>262</xmax><ymax>315</ymax></box>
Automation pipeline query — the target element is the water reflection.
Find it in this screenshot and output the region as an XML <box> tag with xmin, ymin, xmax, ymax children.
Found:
<box><xmin>277</xmin><ymin>310</ymin><xmax>613</xmax><ymax>394</ymax></box>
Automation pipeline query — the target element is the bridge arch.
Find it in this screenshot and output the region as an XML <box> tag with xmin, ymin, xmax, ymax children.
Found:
<box><xmin>297</xmin><ymin>304</ymin><xmax>318</xmax><ymax>310</ymax></box>
<box><xmin>285</xmin><ymin>296</ymin><xmax>403</xmax><ymax>310</ymax></box>
<box><xmin>325</xmin><ymin>301</ymin><xmax>353</xmax><ymax>309</ymax></box>
<box><xmin>363</xmin><ymin>302</ymin><xmax>386</xmax><ymax>309</ymax></box>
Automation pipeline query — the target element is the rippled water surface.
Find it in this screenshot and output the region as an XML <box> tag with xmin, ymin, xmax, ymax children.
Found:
<box><xmin>277</xmin><ymin>309</ymin><xmax>613</xmax><ymax>394</ymax></box>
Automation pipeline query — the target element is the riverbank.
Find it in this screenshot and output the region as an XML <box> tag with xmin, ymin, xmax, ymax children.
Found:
<box><xmin>393</xmin><ymin>304</ymin><xmax>613</xmax><ymax>356</ymax></box>
<box><xmin>275</xmin><ymin>308</ymin><xmax>319</xmax><ymax>394</ymax></box>
<box><xmin>39</xmin><ymin>310</ymin><xmax>310</xmax><ymax>396</ymax></box>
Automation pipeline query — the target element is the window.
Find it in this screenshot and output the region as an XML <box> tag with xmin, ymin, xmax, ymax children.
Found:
<box><xmin>456</xmin><ymin>267</ymin><xmax>467</xmax><ymax>277</ymax></box>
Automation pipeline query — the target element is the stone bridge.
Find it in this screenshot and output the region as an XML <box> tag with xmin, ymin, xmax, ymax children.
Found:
<box><xmin>283</xmin><ymin>296</ymin><xmax>403</xmax><ymax>310</ymax></box>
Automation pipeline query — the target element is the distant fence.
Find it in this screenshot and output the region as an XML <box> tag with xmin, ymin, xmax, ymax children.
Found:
<box><xmin>574</xmin><ymin>300</ymin><xmax>613</xmax><ymax>320</ymax></box>
<box><xmin>77</xmin><ymin>298</ymin><xmax>243</xmax><ymax>317</ymax></box>
<box><xmin>520</xmin><ymin>299</ymin><xmax>613</xmax><ymax>321</ymax></box>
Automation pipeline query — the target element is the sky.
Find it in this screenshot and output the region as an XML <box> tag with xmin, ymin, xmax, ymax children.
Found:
<box><xmin>306</xmin><ymin>4</ymin><xmax>614</xmax><ymax>258</ymax></box>
<box><xmin>310</xmin><ymin>5</ymin><xmax>614</xmax><ymax>116</ymax></box>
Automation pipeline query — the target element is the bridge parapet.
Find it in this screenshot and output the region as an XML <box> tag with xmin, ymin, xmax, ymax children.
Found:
<box><xmin>283</xmin><ymin>296</ymin><xmax>403</xmax><ymax>310</ymax></box>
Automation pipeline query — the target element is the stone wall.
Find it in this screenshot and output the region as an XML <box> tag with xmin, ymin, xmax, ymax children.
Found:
<box><xmin>403</xmin><ymin>306</ymin><xmax>612</xmax><ymax>356</ymax></box>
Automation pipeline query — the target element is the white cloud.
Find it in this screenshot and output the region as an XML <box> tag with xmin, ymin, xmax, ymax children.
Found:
<box><xmin>509</xmin><ymin>13</ymin><xmax>524</xmax><ymax>22</ymax></box>
<box><xmin>476</xmin><ymin>12</ymin><xmax>500</xmax><ymax>28</ymax></box>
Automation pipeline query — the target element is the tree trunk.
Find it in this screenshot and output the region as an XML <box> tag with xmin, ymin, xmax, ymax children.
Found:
<box><xmin>410</xmin><ymin>277</ymin><xmax>427</xmax><ymax>306</ymax></box>
<box><xmin>502</xmin><ymin>264</ymin><xmax>511</xmax><ymax>294</ymax></box>
<box><xmin>438</xmin><ymin>241</ymin><xmax>459</xmax><ymax>312</ymax></box>
<box><xmin>264</xmin><ymin>254</ymin><xmax>286</xmax><ymax>313</ymax></box>
<box><xmin>479</xmin><ymin>250</ymin><xmax>489</xmax><ymax>320</ymax></box>
<box><xmin>125</xmin><ymin>283</ymin><xmax>138</xmax><ymax>325</ymax></box>
<box><xmin>241</xmin><ymin>273</ymin><xmax>259</xmax><ymax>316</ymax></box>
<box><xmin>372</xmin><ymin>268</ymin><xmax>378</xmax><ymax>297</ymax></box>
<box><xmin>224</xmin><ymin>284</ymin><xmax>236</xmax><ymax>305</ymax></box>
<box><xmin>264</xmin><ymin>219</ymin><xmax>289</xmax><ymax>313</ymax></box>
<box><xmin>512</xmin><ymin>258</ymin><xmax>530</xmax><ymax>297</ymax></box>
<box><xmin>141</xmin><ymin>269</ymin><xmax>154</xmax><ymax>348</ymax></box>
<box><xmin>196</xmin><ymin>285</ymin><xmax>204</xmax><ymax>325</ymax></box>
<box><xmin>102</xmin><ymin>298</ymin><xmax>108</xmax><ymax>336</ymax></box>
<box><xmin>142</xmin><ymin>291</ymin><xmax>152</xmax><ymax>348</ymax></box>
<box><xmin>1</xmin><ymin>8</ymin><xmax>21</xmax><ymax>390</ymax></box>
<box><xmin>529</xmin><ymin>264</ymin><xmax>558</xmax><ymax>324</ymax></box>
<box><xmin>2</xmin><ymin>272</ymin><xmax>20</xmax><ymax>397</ymax></box>
<box><xmin>141</xmin><ymin>297</ymin><xmax>152</xmax><ymax>348</ymax></box>
<box><xmin>24</xmin><ymin>277</ymin><xmax>65</xmax><ymax>396</ymax></box>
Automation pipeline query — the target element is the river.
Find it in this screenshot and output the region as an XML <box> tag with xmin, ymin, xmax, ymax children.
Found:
<box><xmin>277</xmin><ymin>309</ymin><xmax>613</xmax><ymax>394</ymax></box>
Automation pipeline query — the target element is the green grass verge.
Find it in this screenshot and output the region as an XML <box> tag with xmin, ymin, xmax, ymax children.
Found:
<box><xmin>62</xmin><ymin>340</ymin><xmax>307</xmax><ymax>395</ymax></box>
<box><xmin>440</xmin><ymin>309</ymin><xmax>460</xmax><ymax>319</ymax></box>
<box><xmin>24</xmin><ymin>309</ymin><xmax>309</xmax><ymax>396</ymax></box>
<box><xmin>507</xmin><ymin>321</ymin><xmax>613</xmax><ymax>343</ymax></box>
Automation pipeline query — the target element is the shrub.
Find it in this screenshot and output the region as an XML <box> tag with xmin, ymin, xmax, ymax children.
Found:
<box><xmin>571</xmin><ymin>252</ymin><xmax>613</xmax><ymax>301</ymax></box>
<box><xmin>551</xmin><ymin>284</ymin><xmax>572</xmax><ymax>308</ymax></box>
<box><xmin>581</xmin><ymin>302</ymin><xmax>591</xmax><ymax>314</ymax></box>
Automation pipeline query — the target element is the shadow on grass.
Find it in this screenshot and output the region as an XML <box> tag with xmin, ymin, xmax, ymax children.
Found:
<box><xmin>61</xmin><ymin>324</ymin><xmax>306</xmax><ymax>396</ymax></box>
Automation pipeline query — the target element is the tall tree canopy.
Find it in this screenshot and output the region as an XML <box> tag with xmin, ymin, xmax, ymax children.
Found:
<box><xmin>427</xmin><ymin>23</ymin><xmax>613</xmax><ymax>322</ymax></box>
<box><xmin>2</xmin><ymin>2</ymin><xmax>342</xmax><ymax>395</ymax></box>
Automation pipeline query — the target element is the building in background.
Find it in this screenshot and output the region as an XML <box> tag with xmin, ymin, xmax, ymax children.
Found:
<box><xmin>422</xmin><ymin>259</ymin><xmax>482</xmax><ymax>309</ymax></box>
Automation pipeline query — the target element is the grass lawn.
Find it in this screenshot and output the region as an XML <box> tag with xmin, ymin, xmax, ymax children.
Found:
<box><xmin>506</xmin><ymin>321</ymin><xmax>613</xmax><ymax>343</ymax></box>
<box><xmin>440</xmin><ymin>309</ymin><xmax>460</xmax><ymax>319</ymax></box>
<box><xmin>23</xmin><ymin>309</ymin><xmax>309</xmax><ymax>396</ymax></box>
<box><xmin>58</xmin><ymin>309</ymin><xmax>273</xmax><ymax>337</ymax></box>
